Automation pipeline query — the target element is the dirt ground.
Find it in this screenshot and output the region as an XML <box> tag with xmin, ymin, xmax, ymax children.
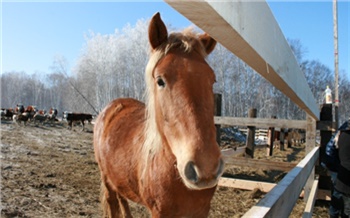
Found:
<box><xmin>1</xmin><ymin>120</ymin><xmax>329</xmax><ymax>218</ymax></box>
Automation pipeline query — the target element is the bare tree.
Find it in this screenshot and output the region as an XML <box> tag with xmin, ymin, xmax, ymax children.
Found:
<box><xmin>1</xmin><ymin>71</ymin><xmax>31</xmax><ymax>108</ymax></box>
<box><xmin>73</xmin><ymin>19</ymin><xmax>150</xmax><ymax>112</ymax></box>
<box><xmin>338</xmin><ymin>70</ymin><xmax>350</xmax><ymax>123</ymax></box>
<box><xmin>2</xmin><ymin>18</ymin><xmax>348</xmax><ymax>123</ymax></box>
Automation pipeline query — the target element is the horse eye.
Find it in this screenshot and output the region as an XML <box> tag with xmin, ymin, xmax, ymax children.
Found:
<box><xmin>156</xmin><ymin>77</ymin><xmax>166</xmax><ymax>87</ymax></box>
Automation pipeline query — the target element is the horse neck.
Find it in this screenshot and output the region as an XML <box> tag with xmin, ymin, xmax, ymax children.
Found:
<box><xmin>141</xmin><ymin>139</ymin><xmax>179</xmax><ymax>185</ymax></box>
<box><xmin>145</xmin><ymin>113</ymin><xmax>179</xmax><ymax>166</ymax></box>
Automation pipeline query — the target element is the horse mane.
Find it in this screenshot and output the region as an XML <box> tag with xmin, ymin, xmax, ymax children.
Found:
<box><xmin>142</xmin><ymin>28</ymin><xmax>209</xmax><ymax>162</ymax></box>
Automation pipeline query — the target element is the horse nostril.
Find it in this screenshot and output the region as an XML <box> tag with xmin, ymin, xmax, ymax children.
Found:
<box><xmin>184</xmin><ymin>161</ymin><xmax>198</xmax><ymax>183</ymax></box>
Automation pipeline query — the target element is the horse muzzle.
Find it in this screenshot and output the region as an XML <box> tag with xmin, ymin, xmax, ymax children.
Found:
<box><xmin>182</xmin><ymin>158</ymin><xmax>224</xmax><ymax>190</ymax></box>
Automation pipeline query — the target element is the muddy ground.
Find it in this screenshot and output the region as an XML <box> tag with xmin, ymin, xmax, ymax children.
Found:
<box><xmin>1</xmin><ymin>120</ymin><xmax>329</xmax><ymax>217</ymax></box>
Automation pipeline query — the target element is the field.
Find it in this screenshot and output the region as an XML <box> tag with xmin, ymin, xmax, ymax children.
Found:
<box><xmin>1</xmin><ymin>120</ymin><xmax>329</xmax><ymax>217</ymax></box>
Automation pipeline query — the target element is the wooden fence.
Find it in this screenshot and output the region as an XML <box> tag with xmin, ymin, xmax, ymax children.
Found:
<box><xmin>164</xmin><ymin>1</ymin><xmax>334</xmax><ymax>217</ymax></box>
<box><xmin>214</xmin><ymin>110</ymin><xmax>325</xmax><ymax>217</ymax></box>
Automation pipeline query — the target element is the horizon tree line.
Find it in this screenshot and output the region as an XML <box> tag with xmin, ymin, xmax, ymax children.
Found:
<box><xmin>1</xmin><ymin>18</ymin><xmax>349</xmax><ymax>124</ymax></box>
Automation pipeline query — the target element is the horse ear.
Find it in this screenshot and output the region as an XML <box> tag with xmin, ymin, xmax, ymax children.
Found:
<box><xmin>149</xmin><ymin>12</ymin><xmax>168</xmax><ymax>50</ymax></box>
<box><xmin>199</xmin><ymin>33</ymin><xmax>217</xmax><ymax>55</ymax></box>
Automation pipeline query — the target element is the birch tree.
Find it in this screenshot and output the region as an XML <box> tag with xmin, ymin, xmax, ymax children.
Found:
<box><xmin>73</xmin><ymin>19</ymin><xmax>150</xmax><ymax>112</ymax></box>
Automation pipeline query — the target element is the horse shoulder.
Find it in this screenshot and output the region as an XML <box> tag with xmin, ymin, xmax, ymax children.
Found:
<box><xmin>94</xmin><ymin>98</ymin><xmax>145</xmax><ymax>199</ymax></box>
<box><xmin>94</xmin><ymin>98</ymin><xmax>145</xmax><ymax>158</ymax></box>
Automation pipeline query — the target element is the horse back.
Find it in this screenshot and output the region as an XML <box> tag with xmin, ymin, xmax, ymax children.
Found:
<box><xmin>94</xmin><ymin>98</ymin><xmax>145</xmax><ymax>202</ymax></box>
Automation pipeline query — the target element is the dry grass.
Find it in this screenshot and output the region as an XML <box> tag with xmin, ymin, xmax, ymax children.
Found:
<box><xmin>1</xmin><ymin>121</ymin><xmax>328</xmax><ymax>217</ymax></box>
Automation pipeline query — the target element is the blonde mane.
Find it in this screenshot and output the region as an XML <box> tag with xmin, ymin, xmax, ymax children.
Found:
<box><xmin>142</xmin><ymin>29</ymin><xmax>208</xmax><ymax>162</ymax></box>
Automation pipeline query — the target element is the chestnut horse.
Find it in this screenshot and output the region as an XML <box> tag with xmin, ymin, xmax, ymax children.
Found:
<box><xmin>94</xmin><ymin>12</ymin><xmax>224</xmax><ymax>218</ymax></box>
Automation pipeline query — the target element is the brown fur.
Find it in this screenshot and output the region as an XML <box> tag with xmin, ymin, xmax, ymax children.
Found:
<box><xmin>94</xmin><ymin>12</ymin><xmax>223</xmax><ymax>217</ymax></box>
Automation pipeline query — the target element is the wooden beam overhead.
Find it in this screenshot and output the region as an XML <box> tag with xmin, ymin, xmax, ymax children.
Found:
<box><xmin>165</xmin><ymin>0</ymin><xmax>319</xmax><ymax>120</ymax></box>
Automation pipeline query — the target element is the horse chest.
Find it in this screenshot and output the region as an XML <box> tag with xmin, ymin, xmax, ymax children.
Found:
<box><xmin>139</xmin><ymin>159</ymin><xmax>215</xmax><ymax>216</ymax></box>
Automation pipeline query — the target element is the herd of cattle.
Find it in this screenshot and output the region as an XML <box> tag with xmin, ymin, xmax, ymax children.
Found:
<box><xmin>0</xmin><ymin>104</ymin><xmax>94</xmax><ymax>130</ymax></box>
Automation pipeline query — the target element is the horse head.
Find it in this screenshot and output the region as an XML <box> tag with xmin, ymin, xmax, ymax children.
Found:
<box><xmin>144</xmin><ymin>12</ymin><xmax>224</xmax><ymax>190</ymax></box>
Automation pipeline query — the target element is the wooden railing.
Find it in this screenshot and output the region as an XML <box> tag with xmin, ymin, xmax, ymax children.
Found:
<box><xmin>163</xmin><ymin>1</ymin><xmax>331</xmax><ymax>217</ymax></box>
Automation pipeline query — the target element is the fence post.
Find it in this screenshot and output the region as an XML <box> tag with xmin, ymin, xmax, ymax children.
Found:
<box><xmin>214</xmin><ymin>93</ymin><xmax>222</xmax><ymax>145</ymax></box>
<box><xmin>287</xmin><ymin>129</ymin><xmax>293</xmax><ymax>148</ymax></box>
<box><xmin>319</xmin><ymin>103</ymin><xmax>333</xmax><ymax>190</ymax></box>
<box><xmin>280</xmin><ymin>128</ymin><xmax>286</xmax><ymax>151</ymax></box>
<box><xmin>267</xmin><ymin>116</ymin><xmax>276</xmax><ymax>156</ymax></box>
<box><xmin>245</xmin><ymin>108</ymin><xmax>257</xmax><ymax>158</ymax></box>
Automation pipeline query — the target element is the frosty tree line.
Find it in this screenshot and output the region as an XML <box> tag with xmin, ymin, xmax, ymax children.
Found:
<box><xmin>1</xmin><ymin>19</ymin><xmax>349</xmax><ymax>123</ymax></box>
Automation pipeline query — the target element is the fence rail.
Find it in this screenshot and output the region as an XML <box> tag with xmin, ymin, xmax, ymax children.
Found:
<box><xmin>164</xmin><ymin>1</ymin><xmax>329</xmax><ymax>217</ymax></box>
<box><xmin>242</xmin><ymin>146</ymin><xmax>319</xmax><ymax>217</ymax></box>
<box><xmin>165</xmin><ymin>0</ymin><xmax>319</xmax><ymax>119</ymax></box>
<box><xmin>215</xmin><ymin>116</ymin><xmax>307</xmax><ymax>129</ymax></box>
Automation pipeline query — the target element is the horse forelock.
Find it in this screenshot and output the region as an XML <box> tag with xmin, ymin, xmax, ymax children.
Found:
<box><xmin>166</xmin><ymin>28</ymin><xmax>208</xmax><ymax>57</ymax></box>
<box><xmin>142</xmin><ymin>29</ymin><xmax>208</xmax><ymax>162</ymax></box>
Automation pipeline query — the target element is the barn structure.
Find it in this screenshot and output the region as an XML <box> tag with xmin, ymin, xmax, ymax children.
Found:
<box><xmin>164</xmin><ymin>1</ymin><xmax>333</xmax><ymax>217</ymax></box>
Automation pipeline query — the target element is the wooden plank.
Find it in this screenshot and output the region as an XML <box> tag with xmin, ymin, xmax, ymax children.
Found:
<box><xmin>267</xmin><ymin>127</ymin><xmax>275</xmax><ymax>156</ymax></box>
<box><xmin>219</xmin><ymin>178</ymin><xmax>330</xmax><ymax>201</ymax></box>
<box><xmin>319</xmin><ymin>104</ymin><xmax>333</xmax><ymax>190</ymax></box>
<box><xmin>280</xmin><ymin>128</ymin><xmax>286</xmax><ymax>151</ymax></box>
<box><xmin>316</xmin><ymin>120</ymin><xmax>337</xmax><ymax>131</ymax></box>
<box><xmin>304</xmin><ymin>115</ymin><xmax>316</xmax><ymax>201</ymax></box>
<box><xmin>302</xmin><ymin>179</ymin><xmax>319</xmax><ymax>218</ymax></box>
<box><xmin>255</xmin><ymin>144</ymin><xmax>268</xmax><ymax>149</ymax></box>
<box><xmin>214</xmin><ymin>116</ymin><xmax>307</xmax><ymax>129</ymax></box>
<box><xmin>245</xmin><ymin>108</ymin><xmax>257</xmax><ymax>158</ymax></box>
<box><xmin>219</xmin><ymin>177</ymin><xmax>276</xmax><ymax>193</ymax></box>
<box><xmin>221</xmin><ymin>147</ymin><xmax>246</xmax><ymax>157</ymax></box>
<box><xmin>223</xmin><ymin>156</ymin><xmax>296</xmax><ymax>172</ymax></box>
<box><xmin>164</xmin><ymin>0</ymin><xmax>319</xmax><ymax>120</ymax></box>
<box><xmin>214</xmin><ymin>93</ymin><xmax>222</xmax><ymax>144</ymax></box>
<box><xmin>242</xmin><ymin>146</ymin><xmax>319</xmax><ymax>217</ymax></box>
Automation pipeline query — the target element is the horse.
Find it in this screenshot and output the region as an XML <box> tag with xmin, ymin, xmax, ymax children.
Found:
<box><xmin>94</xmin><ymin>12</ymin><xmax>224</xmax><ymax>217</ymax></box>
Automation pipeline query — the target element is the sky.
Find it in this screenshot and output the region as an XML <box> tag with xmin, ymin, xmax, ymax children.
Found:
<box><xmin>1</xmin><ymin>1</ymin><xmax>349</xmax><ymax>81</ymax></box>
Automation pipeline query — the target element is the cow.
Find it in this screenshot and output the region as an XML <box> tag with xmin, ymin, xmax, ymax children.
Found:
<box><xmin>33</xmin><ymin>113</ymin><xmax>48</xmax><ymax>125</ymax></box>
<box><xmin>46</xmin><ymin>108</ymin><xmax>58</xmax><ymax>125</ymax></box>
<box><xmin>0</xmin><ymin>109</ymin><xmax>5</xmax><ymax>119</ymax></box>
<box><xmin>49</xmin><ymin>108</ymin><xmax>58</xmax><ymax>116</ymax></box>
<box><xmin>13</xmin><ymin>112</ymin><xmax>29</xmax><ymax>125</ymax></box>
<box><xmin>48</xmin><ymin>108</ymin><xmax>58</xmax><ymax>120</ymax></box>
<box><xmin>286</xmin><ymin>129</ymin><xmax>306</xmax><ymax>146</ymax></box>
<box><xmin>24</xmin><ymin>105</ymin><xmax>37</xmax><ymax>121</ymax></box>
<box><xmin>63</xmin><ymin>112</ymin><xmax>93</xmax><ymax>130</ymax></box>
<box><xmin>1</xmin><ymin>108</ymin><xmax>14</xmax><ymax>120</ymax></box>
<box><xmin>15</xmin><ymin>104</ymin><xmax>25</xmax><ymax>114</ymax></box>
<box><xmin>37</xmin><ymin>110</ymin><xmax>46</xmax><ymax>115</ymax></box>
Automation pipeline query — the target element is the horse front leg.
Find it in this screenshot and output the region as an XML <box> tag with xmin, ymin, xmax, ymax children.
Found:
<box><xmin>117</xmin><ymin>194</ymin><xmax>132</xmax><ymax>218</ymax></box>
<box><xmin>102</xmin><ymin>180</ymin><xmax>122</xmax><ymax>218</ymax></box>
